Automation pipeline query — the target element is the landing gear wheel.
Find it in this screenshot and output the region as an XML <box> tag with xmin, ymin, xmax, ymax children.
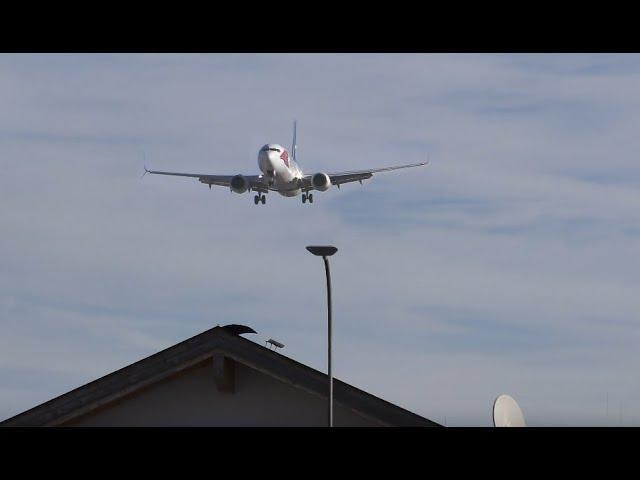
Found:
<box><xmin>261</xmin><ymin>195</ymin><xmax>266</xmax><ymax>205</ymax></box>
<box><xmin>302</xmin><ymin>193</ymin><xmax>307</xmax><ymax>204</ymax></box>
<box><xmin>308</xmin><ymin>194</ymin><xmax>313</xmax><ymax>204</ymax></box>
<box><xmin>254</xmin><ymin>195</ymin><xmax>259</xmax><ymax>205</ymax></box>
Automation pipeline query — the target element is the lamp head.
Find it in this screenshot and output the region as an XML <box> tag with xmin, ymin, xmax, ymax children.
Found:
<box><xmin>306</xmin><ymin>245</ymin><xmax>338</xmax><ymax>257</ymax></box>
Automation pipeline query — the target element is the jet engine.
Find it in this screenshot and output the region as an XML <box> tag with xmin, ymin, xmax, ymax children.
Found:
<box><xmin>311</xmin><ymin>172</ymin><xmax>331</xmax><ymax>192</ymax></box>
<box><xmin>230</xmin><ymin>174</ymin><xmax>249</xmax><ymax>194</ymax></box>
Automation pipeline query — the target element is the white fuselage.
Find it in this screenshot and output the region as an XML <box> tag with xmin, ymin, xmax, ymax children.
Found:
<box><xmin>257</xmin><ymin>143</ymin><xmax>304</xmax><ymax>197</ymax></box>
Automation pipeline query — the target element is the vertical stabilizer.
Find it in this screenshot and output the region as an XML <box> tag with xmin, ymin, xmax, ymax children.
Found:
<box><xmin>291</xmin><ymin>120</ymin><xmax>297</xmax><ymax>161</ymax></box>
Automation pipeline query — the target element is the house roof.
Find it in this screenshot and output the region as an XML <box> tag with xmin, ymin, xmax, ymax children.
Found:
<box><xmin>0</xmin><ymin>325</ymin><xmax>440</xmax><ymax>427</ymax></box>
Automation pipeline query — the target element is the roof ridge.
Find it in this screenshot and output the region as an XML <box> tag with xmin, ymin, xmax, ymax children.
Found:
<box><xmin>1</xmin><ymin>326</ymin><xmax>440</xmax><ymax>427</ymax></box>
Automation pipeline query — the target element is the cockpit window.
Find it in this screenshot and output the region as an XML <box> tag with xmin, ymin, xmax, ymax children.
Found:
<box><xmin>260</xmin><ymin>146</ymin><xmax>281</xmax><ymax>152</ymax></box>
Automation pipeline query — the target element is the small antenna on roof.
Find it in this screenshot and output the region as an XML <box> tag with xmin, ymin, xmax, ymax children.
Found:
<box><xmin>265</xmin><ymin>338</ymin><xmax>285</xmax><ymax>351</ymax></box>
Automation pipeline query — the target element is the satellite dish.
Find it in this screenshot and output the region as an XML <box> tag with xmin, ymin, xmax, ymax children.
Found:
<box><xmin>493</xmin><ymin>394</ymin><xmax>526</xmax><ymax>427</ymax></box>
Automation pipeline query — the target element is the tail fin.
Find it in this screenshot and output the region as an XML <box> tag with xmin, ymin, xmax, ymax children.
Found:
<box><xmin>291</xmin><ymin>120</ymin><xmax>297</xmax><ymax>161</ymax></box>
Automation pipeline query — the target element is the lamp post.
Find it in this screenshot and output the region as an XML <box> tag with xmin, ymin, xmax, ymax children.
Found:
<box><xmin>306</xmin><ymin>245</ymin><xmax>338</xmax><ymax>427</ymax></box>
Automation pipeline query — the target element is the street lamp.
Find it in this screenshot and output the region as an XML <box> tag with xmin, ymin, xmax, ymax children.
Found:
<box><xmin>306</xmin><ymin>245</ymin><xmax>338</xmax><ymax>427</ymax></box>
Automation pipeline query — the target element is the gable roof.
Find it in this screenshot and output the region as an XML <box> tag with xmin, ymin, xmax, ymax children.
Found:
<box><xmin>0</xmin><ymin>326</ymin><xmax>440</xmax><ymax>427</ymax></box>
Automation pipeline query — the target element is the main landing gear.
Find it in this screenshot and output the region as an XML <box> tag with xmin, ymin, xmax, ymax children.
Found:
<box><xmin>302</xmin><ymin>193</ymin><xmax>313</xmax><ymax>204</ymax></box>
<box><xmin>254</xmin><ymin>194</ymin><xmax>266</xmax><ymax>205</ymax></box>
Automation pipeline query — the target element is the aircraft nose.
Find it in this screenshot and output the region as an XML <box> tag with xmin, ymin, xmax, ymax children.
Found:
<box><xmin>259</xmin><ymin>150</ymin><xmax>271</xmax><ymax>168</ymax></box>
<box><xmin>263</xmin><ymin>152</ymin><xmax>278</xmax><ymax>176</ymax></box>
<box><xmin>267</xmin><ymin>151</ymin><xmax>279</xmax><ymax>168</ymax></box>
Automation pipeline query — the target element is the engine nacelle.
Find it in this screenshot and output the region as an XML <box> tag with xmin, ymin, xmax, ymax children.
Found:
<box><xmin>230</xmin><ymin>174</ymin><xmax>249</xmax><ymax>194</ymax></box>
<box><xmin>311</xmin><ymin>172</ymin><xmax>331</xmax><ymax>192</ymax></box>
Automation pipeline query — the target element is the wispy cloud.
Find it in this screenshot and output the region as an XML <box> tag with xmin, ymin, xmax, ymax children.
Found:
<box><xmin>1</xmin><ymin>54</ymin><xmax>640</xmax><ymax>425</ymax></box>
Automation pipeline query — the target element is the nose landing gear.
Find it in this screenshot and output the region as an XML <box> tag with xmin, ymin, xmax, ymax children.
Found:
<box><xmin>302</xmin><ymin>193</ymin><xmax>313</xmax><ymax>204</ymax></box>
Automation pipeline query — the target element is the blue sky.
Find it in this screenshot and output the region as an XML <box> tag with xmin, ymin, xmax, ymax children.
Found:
<box><xmin>2</xmin><ymin>53</ymin><xmax>640</xmax><ymax>426</ymax></box>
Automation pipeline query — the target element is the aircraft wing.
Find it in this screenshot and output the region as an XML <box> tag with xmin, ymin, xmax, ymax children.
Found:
<box><xmin>144</xmin><ymin>169</ymin><xmax>273</xmax><ymax>192</ymax></box>
<box><xmin>303</xmin><ymin>161</ymin><xmax>428</xmax><ymax>189</ymax></box>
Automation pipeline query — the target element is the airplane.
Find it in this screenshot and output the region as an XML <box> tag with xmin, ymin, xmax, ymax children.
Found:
<box><xmin>143</xmin><ymin>121</ymin><xmax>428</xmax><ymax>205</ymax></box>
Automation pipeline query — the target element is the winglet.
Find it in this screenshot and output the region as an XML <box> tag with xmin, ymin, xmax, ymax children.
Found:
<box><xmin>140</xmin><ymin>149</ymin><xmax>150</xmax><ymax>179</ymax></box>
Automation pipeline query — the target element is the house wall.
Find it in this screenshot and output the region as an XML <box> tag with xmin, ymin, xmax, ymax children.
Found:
<box><xmin>64</xmin><ymin>360</ymin><xmax>384</xmax><ymax>427</ymax></box>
